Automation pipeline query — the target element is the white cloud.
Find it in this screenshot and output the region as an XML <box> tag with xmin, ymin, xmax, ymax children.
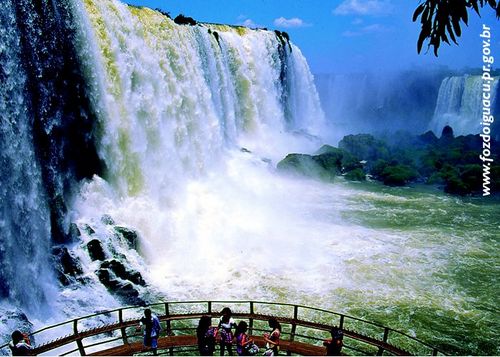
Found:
<box><xmin>342</xmin><ymin>23</ymin><xmax>389</xmax><ymax>37</ymax></box>
<box><xmin>333</xmin><ymin>0</ymin><xmax>393</xmax><ymax>16</ymax></box>
<box><xmin>273</xmin><ymin>17</ymin><xmax>310</xmax><ymax>28</ymax></box>
<box><xmin>237</xmin><ymin>17</ymin><xmax>262</xmax><ymax>28</ymax></box>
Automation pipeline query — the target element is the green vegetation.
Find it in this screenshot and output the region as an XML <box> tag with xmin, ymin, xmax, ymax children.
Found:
<box><xmin>174</xmin><ymin>14</ymin><xmax>197</xmax><ymax>26</ymax></box>
<box><xmin>413</xmin><ymin>0</ymin><xmax>500</xmax><ymax>55</ymax></box>
<box><xmin>277</xmin><ymin>127</ymin><xmax>500</xmax><ymax>196</ymax></box>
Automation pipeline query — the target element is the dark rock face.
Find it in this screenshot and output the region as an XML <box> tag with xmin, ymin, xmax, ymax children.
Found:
<box><xmin>82</xmin><ymin>224</ymin><xmax>96</xmax><ymax>235</ymax></box>
<box><xmin>87</xmin><ymin>239</ymin><xmax>106</xmax><ymax>261</ymax></box>
<box><xmin>277</xmin><ymin>147</ymin><xmax>361</xmax><ymax>180</ymax></box>
<box><xmin>101</xmin><ymin>214</ymin><xmax>115</xmax><ymax>225</ymax></box>
<box><xmin>441</xmin><ymin>125</ymin><xmax>454</xmax><ymax>139</ymax></box>
<box><xmin>52</xmin><ymin>246</ymin><xmax>83</xmax><ymax>286</ymax></box>
<box><xmin>114</xmin><ymin>226</ymin><xmax>139</xmax><ymax>250</ymax></box>
<box><xmin>277</xmin><ymin>153</ymin><xmax>334</xmax><ymax>179</ymax></box>
<box><xmin>95</xmin><ymin>269</ymin><xmax>142</xmax><ymax>305</ymax></box>
<box><xmin>96</xmin><ymin>259</ymin><xmax>146</xmax><ymax>305</ymax></box>
<box><xmin>67</xmin><ymin>222</ymin><xmax>81</xmax><ymax>243</ymax></box>
<box><xmin>100</xmin><ymin>260</ymin><xmax>145</xmax><ymax>286</ymax></box>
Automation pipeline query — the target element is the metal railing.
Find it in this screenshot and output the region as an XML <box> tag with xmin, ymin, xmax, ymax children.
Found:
<box><xmin>0</xmin><ymin>300</ymin><xmax>445</xmax><ymax>356</ymax></box>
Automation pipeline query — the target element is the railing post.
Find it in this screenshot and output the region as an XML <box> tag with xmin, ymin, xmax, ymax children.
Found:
<box><xmin>377</xmin><ymin>327</ymin><xmax>389</xmax><ymax>355</ymax></box>
<box><xmin>165</xmin><ymin>303</ymin><xmax>172</xmax><ymax>336</ymax></box>
<box><xmin>118</xmin><ymin>309</ymin><xmax>128</xmax><ymax>345</ymax></box>
<box><xmin>208</xmin><ymin>301</ymin><xmax>212</xmax><ymax>315</ymax></box>
<box><xmin>288</xmin><ymin>305</ymin><xmax>298</xmax><ymax>355</ymax></box>
<box><xmin>433</xmin><ymin>348</ymin><xmax>438</xmax><ymax>356</ymax></box>
<box><xmin>383</xmin><ymin>327</ymin><xmax>389</xmax><ymax>343</ymax></box>
<box><xmin>339</xmin><ymin>315</ymin><xmax>344</xmax><ymax>330</ymax></box>
<box><xmin>73</xmin><ymin>319</ymin><xmax>86</xmax><ymax>356</ymax></box>
<box><xmin>249</xmin><ymin>302</ymin><xmax>254</xmax><ymax>336</ymax></box>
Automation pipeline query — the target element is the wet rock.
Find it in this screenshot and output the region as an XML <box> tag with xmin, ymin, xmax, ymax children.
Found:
<box><xmin>96</xmin><ymin>268</ymin><xmax>119</xmax><ymax>289</ymax></box>
<box><xmin>96</xmin><ymin>268</ymin><xmax>144</xmax><ymax>306</ymax></box>
<box><xmin>52</xmin><ymin>246</ymin><xmax>83</xmax><ymax>286</ymax></box>
<box><xmin>339</xmin><ymin>134</ymin><xmax>389</xmax><ymax>162</ymax></box>
<box><xmin>277</xmin><ymin>153</ymin><xmax>326</xmax><ymax>177</ymax></box>
<box><xmin>100</xmin><ymin>259</ymin><xmax>146</xmax><ymax>286</ymax></box>
<box><xmin>82</xmin><ymin>224</ymin><xmax>95</xmax><ymax>235</ymax></box>
<box><xmin>114</xmin><ymin>226</ymin><xmax>139</xmax><ymax>250</ymax></box>
<box><xmin>101</xmin><ymin>214</ymin><xmax>115</xmax><ymax>225</ymax></box>
<box><xmin>69</xmin><ymin>223</ymin><xmax>81</xmax><ymax>242</ymax></box>
<box><xmin>86</xmin><ymin>239</ymin><xmax>106</xmax><ymax>261</ymax></box>
<box><xmin>441</xmin><ymin>125</ymin><xmax>454</xmax><ymax>140</ymax></box>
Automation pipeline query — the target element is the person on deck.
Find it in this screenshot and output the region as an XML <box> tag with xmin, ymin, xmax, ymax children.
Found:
<box><xmin>138</xmin><ymin>308</ymin><xmax>162</xmax><ymax>355</ymax></box>
<box><xmin>263</xmin><ymin>318</ymin><xmax>281</xmax><ymax>356</ymax></box>
<box><xmin>235</xmin><ymin>321</ymin><xmax>259</xmax><ymax>356</ymax></box>
<box><xmin>197</xmin><ymin>315</ymin><xmax>218</xmax><ymax>356</ymax></box>
<box><xmin>9</xmin><ymin>330</ymin><xmax>33</xmax><ymax>356</ymax></box>
<box><xmin>323</xmin><ymin>326</ymin><xmax>343</xmax><ymax>356</ymax></box>
<box><xmin>218</xmin><ymin>307</ymin><xmax>237</xmax><ymax>355</ymax></box>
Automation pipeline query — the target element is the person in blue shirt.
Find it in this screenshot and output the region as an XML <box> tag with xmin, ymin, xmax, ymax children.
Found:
<box><xmin>138</xmin><ymin>308</ymin><xmax>161</xmax><ymax>355</ymax></box>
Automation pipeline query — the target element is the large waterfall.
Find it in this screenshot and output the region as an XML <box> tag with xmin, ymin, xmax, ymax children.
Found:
<box><xmin>429</xmin><ymin>75</ymin><xmax>500</xmax><ymax>136</ymax></box>
<box><xmin>0</xmin><ymin>0</ymin><xmax>324</xmax><ymax>330</ymax></box>
<box><xmin>2</xmin><ymin>1</ymin><xmax>499</xmax><ymax>355</ymax></box>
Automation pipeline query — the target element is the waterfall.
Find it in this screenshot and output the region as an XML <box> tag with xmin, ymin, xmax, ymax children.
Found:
<box><xmin>314</xmin><ymin>71</ymin><xmax>442</xmax><ymax>138</ymax></box>
<box><xmin>72</xmin><ymin>0</ymin><xmax>324</xmax><ymax>198</ymax></box>
<box><xmin>0</xmin><ymin>0</ymin><xmax>103</xmax><ymax>316</ymax></box>
<box><xmin>0</xmin><ymin>0</ymin><xmax>52</xmax><ymax>313</ymax></box>
<box><xmin>430</xmin><ymin>75</ymin><xmax>500</xmax><ymax>135</ymax></box>
<box><xmin>0</xmin><ymin>0</ymin><xmax>325</xmax><ymax>322</ymax></box>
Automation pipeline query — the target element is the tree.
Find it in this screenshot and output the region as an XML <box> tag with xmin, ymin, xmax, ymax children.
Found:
<box><xmin>413</xmin><ymin>0</ymin><xmax>500</xmax><ymax>55</ymax></box>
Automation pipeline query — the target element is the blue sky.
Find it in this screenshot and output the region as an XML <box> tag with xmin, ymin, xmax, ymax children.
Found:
<box><xmin>126</xmin><ymin>0</ymin><xmax>499</xmax><ymax>74</ymax></box>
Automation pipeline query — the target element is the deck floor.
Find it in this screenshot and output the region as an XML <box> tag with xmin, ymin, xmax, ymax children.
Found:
<box><xmin>90</xmin><ymin>335</ymin><xmax>328</xmax><ymax>356</ymax></box>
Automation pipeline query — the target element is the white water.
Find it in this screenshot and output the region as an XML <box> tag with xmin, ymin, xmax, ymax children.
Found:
<box><xmin>0</xmin><ymin>0</ymin><xmax>54</xmax><ymax>314</ymax></box>
<box><xmin>430</xmin><ymin>75</ymin><xmax>499</xmax><ymax>135</ymax></box>
<box><xmin>60</xmin><ymin>0</ymin><xmax>326</xmax><ymax>310</ymax></box>
<box><xmin>1</xmin><ymin>1</ymin><xmax>497</xmax><ymax>354</ymax></box>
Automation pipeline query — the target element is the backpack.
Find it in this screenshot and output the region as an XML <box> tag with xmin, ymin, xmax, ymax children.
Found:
<box><xmin>203</xmin><ymin>327</ymin><xmax>218</xmax><ymax>353</ymax></box>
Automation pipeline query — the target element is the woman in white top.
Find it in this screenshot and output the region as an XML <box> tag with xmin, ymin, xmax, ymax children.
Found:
<box><xmin>218</xmin><ymin>307</ymin><xmax>237</xmax><ymax>355</ymax></box>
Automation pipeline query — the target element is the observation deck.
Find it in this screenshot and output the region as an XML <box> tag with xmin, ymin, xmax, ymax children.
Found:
<box><xmin>0</xmin><ymin>300</ymin><xmax>445</xmax><ymax>356</ymax></box>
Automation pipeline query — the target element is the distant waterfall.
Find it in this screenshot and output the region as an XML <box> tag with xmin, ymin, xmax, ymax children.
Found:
<box><xmin>314</xmin><ymin>71</ymin><xmax>442</xmax><ymax>137</ymax></box>
<box><xmin>429</xmin><ymin>75</ymin><xmax>500</xmax><ymax>135</ymax></box>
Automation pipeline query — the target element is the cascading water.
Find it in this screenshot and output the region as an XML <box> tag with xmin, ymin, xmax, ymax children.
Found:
<box><xmin>0</xmin><ymin>0</ymin><xmax>498</xmax><ymax>355</ymax></box>
<box><xmin>0</xmin><ymin>0</ymin><xmax>53</xmax><ymax>314</ymax></box>
<box><xmin>0</xmin><ymin>0</ymin><xmax>105</xmax><ymax>332</ymax></box>
<box><xmin>429</xmin><ymin>75</ymin><xmax>500</xmax><ymax>135</ymax></box>
<box><xmin>314</xmin><ymin>71</ymin><xmax>444</xmax><ymax>139</ymax></box>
